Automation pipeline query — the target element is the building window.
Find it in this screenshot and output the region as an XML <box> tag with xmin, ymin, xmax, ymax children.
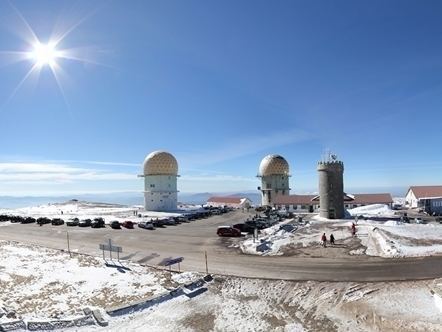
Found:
<box><xmin>293</xmin><ymin>205</ymin><xmax>297</xmax><ymax>210</ymax></box>
<box><xmin>150</xmin><ymin>184</ymin><xmax>155</xmax><ymax>188</ymax></box>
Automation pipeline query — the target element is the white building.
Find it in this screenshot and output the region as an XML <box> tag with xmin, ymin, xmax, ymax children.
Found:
<box><xmin>273</xmin><ymin>193</ymin><xmax>393</xmax><ymax>213</ymax></box>
<box><xmin>141</xmin><ymin>151</ymin><xmax>178</xmax><ymax>212</ymax></box>
<box><xmin>207</xmin><ymin>196</ymin><xmax>252</xmax><ymax>209</ymax></box>
<box><xmin>406</xmin><ymin>186</ymin><xmax>442</xmax><ymax>215</ymax></box>
<box><xmin>257</xmin><ymin>154</ymin><xmax>291</xmax><ymax>206</ymax></box>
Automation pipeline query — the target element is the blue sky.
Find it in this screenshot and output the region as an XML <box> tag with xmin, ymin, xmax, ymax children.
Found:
<box><xmin>0</xmin><ymin>0</ymin><xmax>442</xmax><ymax>196</ymax></box>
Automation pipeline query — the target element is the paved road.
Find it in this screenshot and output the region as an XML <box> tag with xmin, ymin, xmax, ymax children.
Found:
<box><xmin>1</xmin><ymin>210</ymin><xmax>441</xmax><ymax>282</ymax></box>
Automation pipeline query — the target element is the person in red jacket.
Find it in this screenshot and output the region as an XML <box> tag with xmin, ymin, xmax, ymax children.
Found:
<box><xmin>351</xmin><ymin>222</ymin><xmax>356</xmax><ymax>236</ymax></box>
<box><xmin>321</xmin><ymin>233</ymin><xmax>327</xmax><ymax>247</ymax></box>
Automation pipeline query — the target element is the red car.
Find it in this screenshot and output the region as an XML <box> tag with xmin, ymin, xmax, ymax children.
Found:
<box><xmin>217</xmin><ymin>226</ymin><xmax>241</xmax><ymax>237</ymax></box>
<box><xmin>122</xmin><ymin>220</ymin><xmax>134</xmax><ymax>229</ymax></box>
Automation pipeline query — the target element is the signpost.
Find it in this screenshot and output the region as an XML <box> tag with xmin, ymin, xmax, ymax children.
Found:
<box><xmin>99</xmin><ymin>239</ymin><xmax>123</xmax><ymax>261</ymax></box>
<box><xmin>253</xmin><ymin>227</ymin><xmax>258</xmax><ymax>243</ymax></box>
<box><xmin>164</xmin><ymin>257</ymin><xmax>184</xmax><ymax>272</ymax></box>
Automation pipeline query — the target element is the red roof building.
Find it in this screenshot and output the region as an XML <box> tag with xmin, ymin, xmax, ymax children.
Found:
<box><xmin>406</xmin><ymin>186</ymin><xmax>442</xmax><ymax>214</ymax></box>
<box><xmin>273</xmin><ymin>193</ymin><xmax>393</xmax><ymax>212</ymax></box>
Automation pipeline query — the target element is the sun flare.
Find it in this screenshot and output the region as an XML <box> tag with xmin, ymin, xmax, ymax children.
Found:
<box><xmin>29</xmin><ymin>42</ymin><xmax>60</xmax><ymax>67</ymax></box>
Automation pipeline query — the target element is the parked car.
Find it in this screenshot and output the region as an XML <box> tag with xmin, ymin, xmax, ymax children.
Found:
<box><xmin>10</xmin><ymin>216</ymin><xmax>24</xmax><ymax>223</ymax></box>
<box><xmin>162</xmin><ymin>218</ymin><xmax>176</xmax><ymax>226</ymax></box>
<box><xmin>110</xmin><ymin>221</ymin><xmax>121</xmax><ymax>229</ymax></box>
<box><xmin>138</xmin><ymin>221</ymin><xmax>154</xmax><ymax>230</ymax></box>
<box><xmin>122</xmin><ymin>220</ymin><xmax>134</xmax><ymax>229</ymax></box>
<box><xmin>51</xmin><ymin>218</ymin><xmax>64</xmax><ymax>226</ymax></box>
<box><xmin>91</xmin><ymin>218</ymin><xmax>105</xmax><ymax>228</ymax></box>
<box><xmin>217</xmin><ymin>226</ymin><xmax>241</xmax><ymax>237</ymax></box>
<box><xmin>176</xmin><ymin>216</ymin><xmax>189</xmax><ymax>223</ymax></box>
<box><xmin>66</xmin><ymin>218</ymin><xmax>79</xmax><ymax>226</ymax></box>
<box><xmin>21</xmin><ymin>217</ymin><xmax>36</xmax><ymax>224</ymax></box>
<box><xmin>79</xmin><ymin>219</ymin><xmax>92</xmax><ymax>227</ymax></box>
<box><xmin>233</xmin><ymin>223</ymin><xmax>255</xmax><ymax>234</ymax></box>
<box><xmin>414</xmin><ymin>218</ymin><xmax>426</xmax><ymax>224</ymax></box>
<box><xmin>37</xmin><ymin>217</ymin><xmax>52</xmax><ymax>225</ymax></box>
<box><xmin>152</xmin><ymin>219</ymin><xmax>165</xmax><ymax>227</ymax></box>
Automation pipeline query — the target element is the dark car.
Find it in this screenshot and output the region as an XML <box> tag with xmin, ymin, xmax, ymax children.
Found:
<box><xmin>79</xmin><ymin>219</ymin><xmax>92</xmax><ymax>227</ymax></box>
<box><xmin>10</xmin><ymin>216</ymin><xmax>24</xmax><ymax>223</ymax></box>
<box><xmin>217</xmin><ymin>226</ymin><xmax>241</xmax><ymax>237</ymax></box>
<box><xmin>51</xmin><ymin>218</ymin><xmax>64</xmax><ymax>226</ymax></box>
<box><xmin>110</xmin><ymin>221</ymin><xmax>121</xmax><ymax>229</ymax></box>
<box><xmin>37</xmin><ymin>217</ymin><xmax>52</xmax><ymax>225</ymax></box>
<box><xmin>162</xmin><ymin>218</ymin><xmax>176</xmax><ymax>226</ymax></box>
<box><xmin>66</xmin><ymin>218</ymin><xmax>79</xmax><ymax>226</ymax></box>
<box><xmin>91</xmin><ymin>218</ymin><xmax>105</xmax><ymax>228</ymax></box>
<box><xmin>122</xmin><ymin>220</ymin><xmax>134</xmax><ymax>229</ymax></box>
<box><xmin>21</xmin><ymin>217</ymin><xmax>36</xmax><ymax>224</ymax></box>
<box><xmin>138</xmin><ymin>221</ymin><xmax>154</xmax><ymax>230</ymax></box>
<box><xmin>233</xmin><ymin>223</ymin><xmax>255</xmax><ymax>234</ymax></box>
<box><xmin>152</xmin><ymin>219</ymin><xmax>165</xmax><ymax>227</ymax></box>
<box><xmin>176</xmin><ymin>216</ymin><xmax>189</xmax><ymax>223</ymax></box>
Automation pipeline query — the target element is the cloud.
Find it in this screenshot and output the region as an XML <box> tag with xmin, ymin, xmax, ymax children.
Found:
<box><xmin>0</xmin><ymin>162</ymin><xmax>135</xmax><ymax>183</ymax></box>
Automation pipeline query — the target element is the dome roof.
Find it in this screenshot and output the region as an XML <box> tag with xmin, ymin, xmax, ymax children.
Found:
<box><xmin>143</xmin><ymin>151</ymin><xmax>178</xmax><ymax>176</ymax></box>
<box><xmin>259</xmin><ymin>154</ymin><xmax>290</xmax><ymax>176</ymax></box>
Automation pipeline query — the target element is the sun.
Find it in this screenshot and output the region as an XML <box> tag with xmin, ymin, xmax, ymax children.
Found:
<box><xmin>29</xmin><ymin>41</ymin><xmax>60</xmax><ymax>67</ymax></box>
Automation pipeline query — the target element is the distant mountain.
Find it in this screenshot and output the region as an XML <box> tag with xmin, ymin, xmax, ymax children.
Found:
<box><xmin>178</xmin><ymin>192</ymin><xmax>261</xmax><ymax>205</ymax></box>
<box><xmin>0</xmin><ymin>191</ymin><xmax>262</xmax><ymax>209</ymax></box>
<box><xmin>0</xmin><ymin>192</ymin><xmax>144</xmax><ymax>209</ymax></box>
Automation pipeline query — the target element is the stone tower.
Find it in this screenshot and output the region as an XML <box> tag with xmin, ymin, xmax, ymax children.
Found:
<box><xmin>317</xmin><ymin>153</ymin><xmax>344</xmax><ymax>219</ymax></box>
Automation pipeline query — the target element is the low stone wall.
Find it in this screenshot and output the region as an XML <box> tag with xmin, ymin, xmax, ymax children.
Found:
<box><xmin>107</xmin><ymin>274</ymin><xmax>213</xmax><ymax>317</ymax></box>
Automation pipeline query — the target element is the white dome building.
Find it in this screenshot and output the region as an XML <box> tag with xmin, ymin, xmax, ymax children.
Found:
<box><xmin>141</xmin><ymin>151</ymin><xmax>178</xmax><ymax>211</ymax></box>
<box><xmin>257</xmin><ymin>154</ymin><xmax>290</xmax><ymax>206</ymax></box>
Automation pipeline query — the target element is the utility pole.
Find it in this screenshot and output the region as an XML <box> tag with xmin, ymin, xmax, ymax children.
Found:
<box><xmin>204</xmin><ymin>251</ymin><xmax>208</xmax><ymax>274</ymax></box>
<box><xmin>67</xmin><ymin>231</ymin><xmax>71</xmax><ymax>258</ymax></box>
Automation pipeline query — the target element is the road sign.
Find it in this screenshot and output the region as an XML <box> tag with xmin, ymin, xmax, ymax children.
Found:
<box><xmin>99</xmin><ymin>239</ymin><xmax>123</xmax><ymax>261</ymax></box>
<box><xmin>164</xmin><ymin>257</ymin><xmax>184</xmax><ymax>266</ymax></box>
<box><xmin>99</xmin><ymin>243</ymin><xmax>122</xmax><ymax>253</ymax></box>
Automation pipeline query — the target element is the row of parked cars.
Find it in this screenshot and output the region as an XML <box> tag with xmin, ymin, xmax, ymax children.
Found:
<box><xmin>217</xmin><ymin>211</ymin><xmax>285</xmax><ymax>237</ymax></box>
<box><xmin>0</xmin><ymin>206</ymin><xmax>234</xmax><ymax>231</ymax></box>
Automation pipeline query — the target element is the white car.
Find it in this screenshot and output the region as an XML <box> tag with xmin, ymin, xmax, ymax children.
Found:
<box><xmin>414</xmin><ymin>218</ymin><xmax>425</xmax><ymax>224</ymax></box>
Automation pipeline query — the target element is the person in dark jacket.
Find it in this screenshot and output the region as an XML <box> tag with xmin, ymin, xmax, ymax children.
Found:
<box><xmin>330</xmin><ymin>233</ymin><xmax>335</xmax><ymax>245</ymax></box>
<box><xmin>321</xmin><ymin>233</ymin><xmax>327</xmax><ymax>247</ymax></box>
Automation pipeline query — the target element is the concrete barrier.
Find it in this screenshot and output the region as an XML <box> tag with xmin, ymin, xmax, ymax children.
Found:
<box><xmin>26</xmin><ymin>315</ymin><xmax>95</xmax><ymax>331</ymax></box>
<box><xmin>106</xmin><ymin>274</ymin><xmax>214</xmax><ymax>318</ymax></box>
<box><xmin>0</xmin><ymin>320</ymin><xmax>26</xmax><ymax>332</ymax></box>
<box><xmin>106</xmin><ymin>288</ymin><xmax>184</xmax><ymax>317</ymax></box>
<box><xmin>92</xmin><ymin>309</ymin><xmax>108</xmax><ymax>327</ymax></box>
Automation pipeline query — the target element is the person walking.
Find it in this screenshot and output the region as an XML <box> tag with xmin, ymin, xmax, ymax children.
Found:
<box><xmin>321</xmin><ymin>233</ymin><xmax>327</xmax><ymax>247</ymax></box>
<box><xmin>330</xmin><ymin>233</ymin><xmax>335</xmax><ymax>245</ymax></box>
<box><xmin>351</xmin><ymin>222</ymin><xmax>356</xmax><ymax>236</ymax></box>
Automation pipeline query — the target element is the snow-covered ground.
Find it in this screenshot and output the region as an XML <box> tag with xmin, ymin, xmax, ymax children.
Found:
<box><xmin>83</xmin><ymin>277</ymin><xmax>442</xmax><ymax>332</ymax></box>
<box><xmin>347</xmin><ymin>204</ymin><xmax>397</xmax><ymax>217</ymax></box>
<box><xmin>239</xmin><ymin>204</ymin><xmax>442</xmax><ymax>258</ymax></box>
<box><xmin>0</xmin><ymin>238</ymin><xmax>441</xmax><ymax>331</ymax></box>
<box><xmin>0</xmin><ymin>241</ymin><xmax>172</xmax><ymax>322</ymax></box>
<box><xmin>0</xmin><ymin>200</ymin><xmax>201</xmax><ymax>224</ymax></box>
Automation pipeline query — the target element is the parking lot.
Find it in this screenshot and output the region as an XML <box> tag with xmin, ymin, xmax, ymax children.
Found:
<box><xmin>0</xmin><ymin>208</ymin><xmax>247</xmax><ymax>266</ymax></box>
<box><xmin>1</xmin><ymin>208</ymin><xmax>442</xmax><ymax>281</ymax></box>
